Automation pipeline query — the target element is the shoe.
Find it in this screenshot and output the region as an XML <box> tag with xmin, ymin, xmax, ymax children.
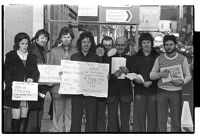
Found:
<box><xmin>12</xmin><ymin>119</ymin><xmax>20</xmax><ymax>133</ymax></box>
<box><xmin>19</xmin><ymin>118</ymin><xmax>27</xmax><ymax>132</ymax></box>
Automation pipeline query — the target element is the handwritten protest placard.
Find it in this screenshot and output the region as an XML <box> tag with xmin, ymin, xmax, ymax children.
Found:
<box><xmin>58</xmin><ymin>60</ymin><xmax>109</xmax><ymax>98</ymax></box>
<box><xmin>111</xmin><ymin>57</ymin><xmax>126</xmax><ymax>79</ymax></box>
<box><xmin>12</xmin><ymin>81</ymin><xmax>38</xmax><ymax>101</ymax></box>
<box><xmin>160</xmin><ymin>64</ymin><xmax>184</xmax><ymax>83</ymax></box>
<box><xmin>111</xmin><ymin>57</ymin><xmax>126</xmax><ymax>74</ymax></box>
<box><xmin>38</xmin><ymin>65</ymin><xmax>61</xmax><ymax>83</ymax></box>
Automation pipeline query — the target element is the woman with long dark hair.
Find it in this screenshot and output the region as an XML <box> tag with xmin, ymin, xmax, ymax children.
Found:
<box><xmin>4</xmin><ymin>32</ymin><xmax>39</xmax><ymax>133</ymax></box>
<box><xmin>70</xmin><ymin>31</ymin><xmax>101</xmax><ymax>132</ymax></box>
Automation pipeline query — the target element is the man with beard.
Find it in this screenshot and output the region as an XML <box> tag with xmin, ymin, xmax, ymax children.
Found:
<box><xmin>150</xmin><ymin>35</ymin><xmax>191</xmax><ymax>132</ymax></box>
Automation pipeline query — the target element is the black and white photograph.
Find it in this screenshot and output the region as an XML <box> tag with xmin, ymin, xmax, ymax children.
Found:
<box><xmin>1</xmin><ymin>0</ymin><xmax>198</xmax><ymax>134</ymax></box>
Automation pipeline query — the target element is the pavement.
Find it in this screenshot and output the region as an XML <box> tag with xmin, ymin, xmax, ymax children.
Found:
<box><xmin>40</xmin><ymin>79</ymin><xmax>194</xmax><ymax>133</ymax></box>
<box><xmin>40</xmin><ymin>92</ymin><xmax>52</xmax><ymax>132</ymax></box>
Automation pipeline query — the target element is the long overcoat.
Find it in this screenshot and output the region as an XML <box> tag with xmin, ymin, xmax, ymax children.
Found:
<box><xmin>4</xmin><ymin>50</ymin><xmax>40</xmax><ymax>108</ymax></box>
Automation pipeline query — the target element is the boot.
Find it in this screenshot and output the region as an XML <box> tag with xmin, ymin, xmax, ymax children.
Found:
<box><xmin>19</xmin><ymin>118</ymin><xmax>27</xmax><ymax>133</ymax></box>
<box><xmin>12</xmin><ymin>119</ymin><xmax>20</xmax><ymax>133</ymax></box>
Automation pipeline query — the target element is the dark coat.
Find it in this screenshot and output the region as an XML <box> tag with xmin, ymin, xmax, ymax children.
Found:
<box><xmin>107</xmin><ymin>53</ymin><xmax>133</xmax><ymax>103</ymax></box>
<box><xmin>71</xmin><ymin>51</ymin><xmax>101</xmax><ymax>63</ymax></box>
<box><xmin>29</xmin><ymin>43</ymin><xmax>51</xmax><ymax>110</ymax></box>
<box><xmin>131</xmin><ymin>49</ymin><xmax>159</xmax><ymax>95</ymax></box>
<box><xmin>4</xmin><ymin>50</ymin><xmax>40</xmax><ymax>108</ymax></box>
<box><xmin>29</xmin><ymin>42</ymin><xmax>47</xmax><ymax>64</ymax></box>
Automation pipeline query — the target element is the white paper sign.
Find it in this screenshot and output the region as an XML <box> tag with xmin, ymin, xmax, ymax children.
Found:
<box><xmin>59</xmin><ymin>60</ymin><xmax>109</xmax><ymax>98</ymax></box>
<box><xmin>160</xmin><ymin>65</ymin><xmax>184</xmax><ymax>83</ymax></box>
<box><xmin>38</xmin><ymin>65</ymin><xmax>61</xmax><ymax>83</ymax></box>
<box><xmin>12</xmin><ymin>81</ymin><xmax>38</xmax><ymax>101</ymax></box>
<box><xmin>126</xmin><ymin>73</ymin><xmax>145</xmax><ymax>82</ymax></box>
<box><xmin>111</xmin><ymin>57</ymin><xmax>126</xmax><ymax>79</ymax></box>
<box><xmin>111</xmin><ymin>57</ymin><xmax>126</xmax><ymax>74</ymax></box>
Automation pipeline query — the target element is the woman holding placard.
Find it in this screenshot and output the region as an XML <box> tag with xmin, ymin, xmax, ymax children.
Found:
<box><xmin>4</xmin><ymin>32</ymin><xmax>40</xmax><ymax>133</ymax></box>
<box><xmin>70</xmin><ymin>31</ymin><xmax>101</xmax><ymax>132</ymax></box>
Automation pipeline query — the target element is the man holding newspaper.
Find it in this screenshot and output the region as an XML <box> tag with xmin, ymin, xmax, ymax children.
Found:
<box><xmin>150</xmin><ymin>35</ymin><xmax>191</xmax><ymax>132</ymax></box>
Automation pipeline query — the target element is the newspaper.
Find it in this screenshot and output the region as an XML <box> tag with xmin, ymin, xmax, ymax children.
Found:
<box><xmin>160</xmin><ymin>64</ymin><xmax>184</xmax><ymax>83</ymax></box>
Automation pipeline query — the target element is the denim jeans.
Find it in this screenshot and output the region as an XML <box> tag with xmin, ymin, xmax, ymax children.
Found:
<box><xmin>157</xmin><ymin>88</ymin><xmax>182</xmax><ymax>132</ymax></box>
<box><xmin>51</xmin><ymin>92</ymin><xmax>71</xmax><ymax>132</ymax></box>
<box><xmin>70</xmin><ymin>95</ymin><xmax>97</xmax><ymax>132</ymax></box>
<box><xmin>96</xmin><ymin>98</ymin><xmax>107</xmax><ymax>132</ymax></box>
<box><xmin>133</xmin><ymin>90</ymin><xmax>157</xmax><ymax>132</ymax></box>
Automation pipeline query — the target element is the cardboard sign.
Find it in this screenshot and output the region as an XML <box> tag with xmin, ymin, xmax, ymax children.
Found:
<box><xmin>12</xmin><ymin>81</ymin><xmax>38</xmax><ymax>101</ymax></box>
<box><xmin>59</xmin><ymin>60</ymin><xmax>109</xmax><ymax>98</ymax></box>
<box><xmin>38</xmin><ymin>64</ymin><xmax>61</xmax><ymax>83</ymax></box>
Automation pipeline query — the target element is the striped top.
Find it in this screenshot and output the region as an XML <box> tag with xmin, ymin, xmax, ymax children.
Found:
<box><xmin>150</xmin><ymin>53</ymin><xmax>191</xmax><ymax>91</ymax></box>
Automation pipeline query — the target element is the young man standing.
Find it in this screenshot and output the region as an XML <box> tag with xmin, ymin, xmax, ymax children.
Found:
<box><xmin>150</xmin><ymin>35</ymin><xmax>191</xmax><ymax>132</ymax></box>
<box><xmin>47</xmin><ymin>27</ymin><xmax>77</xmax><ymax>132</ymax></box>
<box><xmin>131</xmin><ymin>33</ymin><xmax>159</xmax><ymax>132</ymax></box>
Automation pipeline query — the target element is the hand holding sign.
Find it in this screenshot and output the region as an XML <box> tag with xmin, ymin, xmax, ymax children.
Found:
<box><xmin>170</xmin><ymin>79</ymin><xmax>184</xmax><ymax>87</ymax></box>
<box><xmin>160</xmin><ymin>69</ymin><xmax>170</xmax><ymax>78</ymax></box>
<box><xmin>125</xmin><ymin>73</ymin><xmax>144</xmax><ymax>83</ymax></box>
<box><xmin>27</xmin><ymin>78</ymin><xmax>33</xmax><ymax>83</ymax></box>
<box><xmin>114</xmin><ymin>70</ymin><xmax>122</xmax><ymax>77</ymax></box>
<box><xmin>143</xmin><ymin>81</ymin><xmax>152</xmax><ymax>88</ymax></box>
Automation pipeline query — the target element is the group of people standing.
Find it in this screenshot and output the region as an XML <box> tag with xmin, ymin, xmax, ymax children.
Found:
<box><xmin>4</xmin><ymin>26</ymin><xmax>191</xmax><ymax>133</ymax></box>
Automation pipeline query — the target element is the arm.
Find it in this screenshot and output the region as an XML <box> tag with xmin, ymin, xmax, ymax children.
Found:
<box><xmin>182</xmin><ymin>57</ymin><xmax>192</xmax><ymax>84</ymax></box>
<box><xmin>28</xmin><ymin>55</ymin><xmax>40</xmax><ymax>82</ymax></box>
<box><xmin>150</xmin><ymin>58</ymin><xmax>161</xmax><ymax>80</ymax></box>
<box><xmin>130</xmin><ymin>55</ymin><xmax>142</xmax><ymax>84</ymax></box>
<box><xmin>4</xmin><ymin>53</ymin><xmax>13</xmax><ymax>87</ymax></box>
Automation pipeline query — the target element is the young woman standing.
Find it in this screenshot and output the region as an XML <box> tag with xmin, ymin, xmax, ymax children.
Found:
<box><xmin>4</xmin><ymin>32</ymin><xmax>39</xmax><ymax>133</ymax></box>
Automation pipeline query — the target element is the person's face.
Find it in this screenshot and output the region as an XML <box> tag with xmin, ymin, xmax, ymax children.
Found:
<box><xmin>116</xmin><ymin>39</ymin><xmax>127</xmax><ymax>55</ymax></box>
<box><xmin>19</xmin><ymin>39</ymin><xmax>28</xmax><ymax>53</ymax></box>
<box><xmin>81</xmin><ymin>37</ymin><xmax>91</xmax><ymax>54</ymax></box>
<box><xmin>164</xmin><ymin>40</ymin><xmax>176</xmax><ymax>54</ymax></box>
<box><xmin>96</xmin><ymin>47</ymin><xmax>105</xmax><ymax>57</ymax></box>
<box><xmin>102</xmin><ymin>40</ymin><xmax>112</xmax><ymax>52</ymax></box>
<box><xmin>141</xmin><ymin>40</ymin><xmax>152</xmax><ymax>53</ymax></box>
<box><xmin>36</xmin><ymin>34</ymin><xmax>48</xmax><ymax>47</ymax></box>
<box><xmin>61</xmin><ymin>33</ymin><xmax>73</xmax><ymax>47</ymax></box>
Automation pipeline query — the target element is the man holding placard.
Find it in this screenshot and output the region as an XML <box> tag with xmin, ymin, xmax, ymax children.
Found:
<box><xmin>107</xmin><ymin>36</ymin><xmax>133</xmax><ymax>132</ymax></box>
<box><xmin>47</xmin><ymin>27</ymin><xmax>77</xmax><ymax>132</ymax></box>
